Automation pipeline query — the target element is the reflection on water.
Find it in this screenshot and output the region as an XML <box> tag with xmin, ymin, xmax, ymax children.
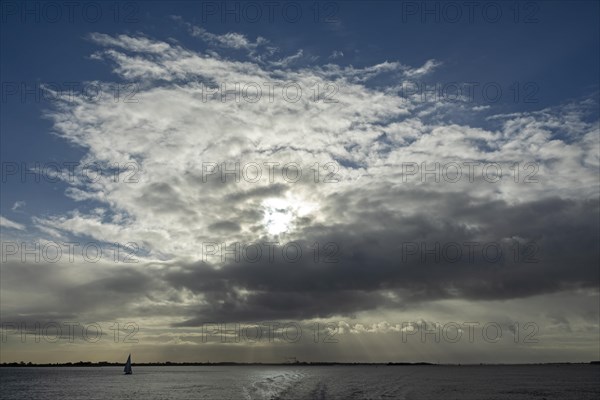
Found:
<box><xmin>1</xmin><ymin>365</ymin><xmax>599</xmax><ymax>399</ymax></box>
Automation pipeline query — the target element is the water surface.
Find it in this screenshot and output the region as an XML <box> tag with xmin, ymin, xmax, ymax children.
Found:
<box><xmin>1</xmin><ymin>365</ymin><xmax>598</xmax><ymax>399</ymax></box>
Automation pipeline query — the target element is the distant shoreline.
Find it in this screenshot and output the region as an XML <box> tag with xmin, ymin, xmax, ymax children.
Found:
<box><xmin>2</xmin><ymin>361</ymin><xmax>599</xmax><ymax>367</ymax></box>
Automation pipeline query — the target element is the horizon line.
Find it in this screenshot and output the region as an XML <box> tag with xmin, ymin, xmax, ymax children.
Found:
<box><xmin>2</xmin><ymin>361</ymin><xmax>600</xmax><ymax>367</ymax></box>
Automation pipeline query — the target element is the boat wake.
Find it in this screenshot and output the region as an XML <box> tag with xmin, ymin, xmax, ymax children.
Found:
<box><xmin>242</xmin><ymin>370</ymin><xmax>305</xmax><ymax>400</ymax></box>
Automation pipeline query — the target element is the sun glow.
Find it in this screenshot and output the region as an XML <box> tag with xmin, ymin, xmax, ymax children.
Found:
<box><xmin>261</xmin><ymin>197</ymin><xmax>316</xmax><ymax>236</ymax></box>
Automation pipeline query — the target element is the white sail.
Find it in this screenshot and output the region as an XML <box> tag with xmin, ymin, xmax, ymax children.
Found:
<box><xmin>124</xmin><ymin>354</ymin><xmax>132</xmax><ymax>374</ymax></box>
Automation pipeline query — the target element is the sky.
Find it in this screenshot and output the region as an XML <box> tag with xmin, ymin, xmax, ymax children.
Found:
<box><xmin>0</xmin><ymin>0</ymin><xmax>599</xmax><ymax>364</ymax></box>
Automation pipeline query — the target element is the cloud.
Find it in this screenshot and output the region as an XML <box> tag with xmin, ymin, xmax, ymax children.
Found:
<box><xmin>186</xmin><ymin>25</ymin><xmax>268</xmax><ymax>51</ymax></box>
<box><xmin>329</xmin><ymin>50</ymin><xmax>344</xmax><ymax>60</ymax></box>
<box><xmin>403</xmin><ymin>59</ymin><xmax>442</xmax><ymax>77</ymax></box>
<box><xmin>0</xmin><ymin>216</ymin><xmax>26</xmax><ymax>231</ymax></box>
<box><xmin>172</xmin><ymin>16</ymin><xmax>275</xmax><ymax>63</ymax></box>
<box><xmin>88</xmin><ymin>33</ymin><xmax>172</xmax><ymax>54</ymax></box>
<box><xmin>270</xmin><ymin>49</ymin><xmax>306</xmax><ymax>68</ymax></box>
<box><xmin>11</xmin><ymin>201</ymin><xmax>26</xmax><ymax>212</ymax></box>
<box><xmin>13</xmin><ymin>24</ymin><xmax>599</xmax><ymax>328</ymax></box>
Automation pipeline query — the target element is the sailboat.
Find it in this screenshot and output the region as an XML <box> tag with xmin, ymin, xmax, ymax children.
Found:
<box><xmin>124</xmin><ymin>354</ymin><xmax>133</xmax><ymax>375</ymax></box>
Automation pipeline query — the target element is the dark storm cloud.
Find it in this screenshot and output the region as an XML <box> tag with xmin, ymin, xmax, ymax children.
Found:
<box><xmin>162</xmin><ymin>192</ymin><xmax>599</xmax><ymax>324</ymax></box>
<box><xmin>2</xmin><ymin>191</ymin><xmax>597</xmax><ymax>325</ymax></box>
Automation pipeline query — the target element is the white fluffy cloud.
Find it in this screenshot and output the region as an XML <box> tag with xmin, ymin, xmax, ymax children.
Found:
<box><xmin>37</xmin><ymin>29</ymin><xmax>598</xmax><ymax>262</ymax></box>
